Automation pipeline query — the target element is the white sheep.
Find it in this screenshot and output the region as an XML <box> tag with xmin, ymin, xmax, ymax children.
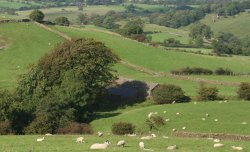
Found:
<box><xmin>140</xmin><ymin>134</ymin><xmax>156</xmax><ymax>140</ymax></box>
<box><xmin>202</xmin><ymin>118</ymin><xmax>206</xmax><ymax>121</ymax></box>
<box><xmin>172</xmin><ymin>128</ymin><xmax>177</xmax><ymax>132</ymax></box>
<box><xmin>165</xmin><ymin>119</ymin><xmax>170</xmax><ymax>122</ymax></box>
<box><xmin>151</xmin><ymin>133</ymin><xmax>156</xmax><ymax>138</ymax></box>
<box><xmin>176</xmin><ymin>112</ymin><xmax>180</xmax><ymax>115</ymax></box>
<box><xmin>76</xmin><ymin>137</ymin><xmax>84</xmax><ymax>144</ymax></box>
<box><xmin>241</xmin><ymin>122</ymin><xmax>247</xmax><ymax>125</ymax></box>
<box><xmin>182</xmin><ymin>126</ymin><xmax>186</xmax><ymax>130</ymax></box>
<box><xmin>117</xmin><ymin>140</ymin><xmax>126</xmax><ymax>147</ymax></box>
<box><xmin>45</xmin><ymin>133</ymin><xmax>52</xmax><ymax>136</ymax></box>
<box><xmin>98</xmin><ymin>131</ymin><xmax>103</xmax><ymax>137</ymax></box>
<box><xmin>193</xmin><ymin>102</ymin><xmax>197</xmax><ymax>105</ymax></box>
<box><xmin>127</xmin><ymin>133</ymin><xmax>137</xmax><ymax>137</ymax></box>
<box><xmin>206</xmin><ymin>113</ymin><xmax>209</xmax><ymax>117</ymax></box>
<box><xmin>163</xmin><ymin>111</ymin><xmax>167</xmax><ymax>113</ymax></box>
<box><xmin>213</xmin><ymin>143</ymin><xmax>224</xmax><ymax>148</ymax></box>
<box><xmin>214</xmin><ymin>119</ymin><xmax>218</xmax><ymax>122</ymax></box>
<box><xmin>148</xmin><ymin>112</ymin><xmax>154</xmax><ymax>119</ymax></box>
<box><xmin>139</xmin><ymin>141</ymin><xmax>153</xmax><ymax>151</ymax></box>
<box><xmin>90</xmin><ymin>140</ymin><xmax>110</xmax><ymax>150</ymax></box>
<box><xmin>167</xmin><ymin>145</ymin><xmax>177</xmax><ymax>150</ymax></box>
<box><xmin>213</xmin><ymin>139</ymin><xmax>220</xmax><ymax>143</ymax></box>
<box><xmin>172</xmin><ymin>101</ymin><xmax>176</xmax><ymax>104</ymax></box>
<box><xmin>154</xmin><ymin>112</ymin><xmax>158</xmax><ymax>114</ymax></box>
<box><xmin>37</xmin><ymin>137</ymin><xmax>45</xmax><ymax>142</ymax></box>
<box><xmin>162</xmin><ymin>136</ymin><xmax>169</xmax><ymax>139</ymax></box>
<box><xmin>232</xmin><ymin>146</ymin><xmax>243</xmax><ymax>151</ymax></box>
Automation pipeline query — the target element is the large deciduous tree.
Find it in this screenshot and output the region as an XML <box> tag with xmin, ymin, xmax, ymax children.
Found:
<box><xmin>29</xmin><ymin>10</ymin><xmax>44</xmax><ymax>22</ymax></box>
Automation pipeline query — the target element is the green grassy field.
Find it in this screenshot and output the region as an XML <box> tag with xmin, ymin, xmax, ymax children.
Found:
<box><xmin>199</xmin><ymin>12</ymin><xmax>250</xmax><ymax>38</ymax></box>
<box><xmin>0</xmin><ymin>0</ymin><xmax>30</xmax><ymax>9</ymax></box>
<box><xmin>1</xmin><ymin>134</ymin><xmax>249</xmax><ymax>152</ymax></box>
<box><xmin>0</xmin><ymin>23</ymin><xmax>63</xmax><ymax>90</ymax></box>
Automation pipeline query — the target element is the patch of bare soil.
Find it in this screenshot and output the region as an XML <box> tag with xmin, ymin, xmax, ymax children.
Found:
<box><xmin>174</xmin><ymin>131</ymin><xmax>250</xmax><ymax>141</ymax></box>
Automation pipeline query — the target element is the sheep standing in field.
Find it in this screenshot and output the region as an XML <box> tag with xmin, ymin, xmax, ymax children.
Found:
<box><xmin>139</xmin><ymin>142</ymin><xmax>153</xmax><ymax>151</ymax></box>
<box><xmin>213</xmin><ymin>143</ymin><xmax>224</xmax><ymax>148</ymax></box>
<box><xmin>98</xmin><ymin>131</ymin><xmax>103</xmax><ymax>137</ymax></box>
<box><xmin>76</xmin><ymin>137</ymin><xmax>84</xmax><ymax>144</ymax></box>
<box><xmin>117</xmin><ymin>140</ymin><xmax>126</xmax><ymax>147</ymax></box>
<box><xmin>90</xmin><ymin>140</ymin><xmax>110</xmax><ymax>150</ymax></box>
<box><xmin>37</xmin><ymin>137</ymin><xmax>45</xmax><ymax>142</ymax></box>
<box><xmin>232</xmin><ymin>146</ymin><xmax>243</xmax><ymax>151</ymax></box>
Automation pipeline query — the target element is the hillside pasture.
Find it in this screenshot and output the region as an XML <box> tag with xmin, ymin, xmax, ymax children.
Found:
<box><xmin>0</xmin><ymin>134</ymin><xmax>249</xmax><ymax>152</ymax></box>
<box><xmin>200</xmin><ymin>12</ymin><xmax>250</xmax><ymax>38</ymax></box>
<box><xmin>0</xmin><ymin>0</ymin><xmax>31</xmax><ymax>9</ymax></box>
<box><xmin>0</xmin><ymin>22</ymin><xmax>63</xmax><ymax>90</ymax></box>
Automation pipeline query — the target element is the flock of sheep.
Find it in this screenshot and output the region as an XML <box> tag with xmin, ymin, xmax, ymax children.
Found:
<box><xmin>35</xmin><ymin>101</ymin><xmax>246</xmax><ymax>151</ymax></box>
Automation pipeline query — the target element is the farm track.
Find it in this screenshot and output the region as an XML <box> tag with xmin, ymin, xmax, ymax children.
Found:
<box><xmin>36</xmin><ymin>23</ymin><xmax>242</xmax><ymax>87</ymax></box>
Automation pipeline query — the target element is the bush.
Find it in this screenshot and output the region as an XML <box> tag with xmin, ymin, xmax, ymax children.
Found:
<box><xmin>54</xmin><ymin>17</ymin><xmax>70</xmax><ymax>26</ymax></box>
<box><xmin>146</xmin><ymin>115</ymin><xmax>165</xmax><ymax>131</ymax></box>
<box><xmin>112</xmin><ymin>122</ymin><xmax>135</xmax><ymax>135</ymax></box>
<box><xmin>237</xmin><ymin>83</ymin><xmax>250</xmax><ymax>100</ymax></box>
<box><xmin>57</xmin><ymin>122</ymin><xmax>93</xmax><ymax>134</ymax></box>
<box><xmin>0</xmin><ymin>121</ymin><xmax>12</xmax><ymax>135</ymax></box>
<box><xmin>152</xmin><ymin>84</ymin><xmax>191</xmax><ymax>104</ymax></box>
<box><xmin>171</xmin><ymin>67</ymin><xmax>213</xmax><ymax>75</ymax></box>
<box><xmin>197</xmin><ymin>84</ymin><xmax>219</xmax><ymax>101</ymax></box>
<box><xmin>29</xmin><ymin>10</ymin><xmax>44</xmax><ymax>22</ymax></box>
<box><xmin>215</xmin><ymin>67</ymin><xmax>233</xmax><ymax>75</ymax></box>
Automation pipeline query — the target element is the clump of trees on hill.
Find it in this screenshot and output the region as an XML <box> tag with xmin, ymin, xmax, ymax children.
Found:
<box><xmin>212</xmin><ymin>33</ymin><xmax>250</xmax><ymax>56</ymax></box>
<box><xmin>29</xmin><ymin>10</ymin><xmax>45</xmax><ymax>22</ymax></box>
<box><xmin>54</xmin><ymin>16</ymin><xmax>70</xmax><ymax>26</ymax></box>
<box><xmin>0</xmin><ymin>38</ymin><xmax>119</xmax><ymax>134</ymax></box>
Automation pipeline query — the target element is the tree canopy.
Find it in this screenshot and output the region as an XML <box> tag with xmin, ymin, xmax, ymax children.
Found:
<box><xmin>29</xmin><ymin>10</ymin><xmax>44</xmax><ymax>22</ymax></box>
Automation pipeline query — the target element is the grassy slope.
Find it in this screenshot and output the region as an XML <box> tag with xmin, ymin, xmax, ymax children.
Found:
<box><xmin>1</xmin><ymin>135</ymin><xmax>249</xmax><ymax>152</ymax></box>
<box><xmin>92</xmin><ymin>101</ymin><xmax>250</xmax><ymax>135</ymax></box>
<box><xmin>0</xmin><ymin>22</ymin><xmax>63</xmax><ymax>90</ymax></box>
<box><xmin>200</xmin><ymin>12</ymin><xmax>250</xmax><ymax>38</ymax></box>
<box><xmin>54</xmin><ymin>26</ymin><xmax>250</xmax><ymax>73</ymax></box>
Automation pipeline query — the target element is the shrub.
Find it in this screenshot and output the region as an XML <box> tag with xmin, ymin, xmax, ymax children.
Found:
<box><xmin>171</xmin><ymin>67</ymin><xmax>213</xmax><ymax>75</ymax></box>
<box><xmin>54</xmin><ymin>17</ymin><xmax>70</xmax><ymax>26</ymax></box>
<box><xmin>29</xmin><ymin>10</ymin><xmax>44</xmax><ymax>22</ymax></box>
<box><xmin>0</xmin><ymin>121</ymin><xmax>12</xmax><ymax>135</ymax></box>
<box><xmin>237</xmin><ymin>83</ymin><xmax>250</xmax><ymax>100</ymax></box>
<box><xmin>112</xmin><ymin>122</ymin><xmax>135</xmax><ymax>135</ymax></box>
<box><xmin>197</xmin><ymin>84</ymin><xmax>219</xmax><ymax>101</ymax></box>
<box><xmin>215</xmin><ymin>67</ymin><xmax>233</xmax><ymax>75</ymax></box>
<box><xmin>152</xmin><ymin>84</ymin><xmax>191</xmax><ymax>104</ymax></box>
<box><xmin>146</xmin><ymin>115</ymin><xmax>165</xmax><ymax>131</ymax></box>
<box><xmin>57</xmin><ymin>122</ymin><xmax>93</xmax><ymax>134</ymax></box>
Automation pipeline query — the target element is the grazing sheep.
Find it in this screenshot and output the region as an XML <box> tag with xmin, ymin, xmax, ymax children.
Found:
<box><xmin>241</xmin><ymin>122</ymin><xmax>247</xmax><ymax>125</ymax></box>
<box><xmin>232</xmin><ymin>146</ymin><xmax>243</xmax><ymax>151</ymax></box>
<box><xmin>163</xmin><ymin>111</ymin><xmax>167</xmax><ymax>113</ymax></box>
<box><xmin>165</xmin><ymin>119</ymin><xmax>170</xmax><ymax>122</ymax></box>
<box><xmin>141</xmin><ymin>134</ymin><xmax>156</xmax><ymax>140</ymax></box>
<box><xmin>172</xmin><ymin>128</ymin><xmax>177</xmax><ymax>132</ymax></box>
<box><xmin>117</xmin><ymin>140</ymin><xmax>126</xmax><ymax>147</ymax></box>
<box><xmin>214</xmin><ymin>119</ymin><xmax>218</xmax><ymax>122</ymax></box>
<box><xmin>76</xmin><ymin>137</ymin><xmax>84</xmax><ymax>144</ymax></box>
<box><xmin>98</xmin><ymin>131</ymin><xmax>103</xmax><ymax>137</ymax></box>
<box><xmin>182</xmin><ymin>126</ymin><xmax>186</xmax><ymax>130</ymax></box>
<box><xmin>224</xmin><ymin>100</ymin><xmax>228</xmax><ymax>103</ymax></box>
<box><xmin>148</xmin><ymin>112</ymin><xmax>154</xmax><ymax>119</ymax></box>
<box><xmin>37</xmin><ymin>137</ymin><xmax>45</xmax><ymax>142</ymax></box>
<box><xmin>176</xmin><ymin>112</ymin><xmax>180</xmax><ymax>115</ymax></box>
<box><xmin>213</xmin><ymin>139</ymin><xmax>220</xmax><ymax>143</ymax></box>
<box><xmin>90</xmin><ymin>140</ymin><xmax>110</xmax><ymax>150</ymax></box>
<box><xmin>202</xmin><ymin>118</ymin><xmax>206</xmax><ymax>121</ymax></box>
<box><xmin>167</xmin><ymin>145</ymin><xmax>177</xmax><ymax>150</ymax></box>
<box><xmin>172</xmin><ymin>101</ymin><xmax>176</xmax><ymax>104</ymax></box>
<box><xmin>151</xmin><ymin>133</ymin><xmax>156</xmax><ymax>138</ymax></box>
<box><xmin>193</xmin><ymin>102</ymin><xmax>197</xmax><ymax>105</ymax></box>
<box><xmin>154</xmin><ymin>112</ymin><xmax>158</xmax><ymax>114</ymax></box>
<box><xmin>206</xmin><ymin>113</ymin><xmax>209</xmax><ymax>117</ymax></box>
<box><xmin>213</xmin><ymin>143</ymin><xmax>224</xmax><ymax>148</ymax></box>
<box><xmin>127</xmin><ymin>133</ymin><xmax>137</xmax><ymax>137</ymax></box>
<box><xmin>139</xmin><ymin>142</ymin><xmax>153</xmax><ymax>151</ymax></box>
<box><xmin>162</xmin><ymin>136</ymin><xmax>169</xmax><ymax>139</ymax></box>
<box><xmin>45</xmin><ymin>133</ymin><xmax>52</xmax><ymax>136</ymax></box>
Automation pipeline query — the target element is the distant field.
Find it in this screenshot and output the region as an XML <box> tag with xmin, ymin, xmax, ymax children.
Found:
<box><xmin>0</xmin><ymin>0</ymin><xmax>30</xmax><ymax>9</ymax></box>
<box><xmin>144</xmin><ymin>24</ymin><xmax>190</xmax><ymax>44</ymax></box>
<box><xmin>200</xmin><ymin>12</ymin><xmax>250</xmax><ymax>38</ymax></box>
<box><xmin>15</xmin><ymin>5</ymin><xmax>125</xmax><ymax>23</ymax></box>
<box><xmin>0</xmin><ymin>23</ymin><xmax>63</xmax><ymax>90</ymax></box>
<box><xmin>1</xmin><ymin>134</ymin><xmax>249</xmax><ymax>152</ymax></box>
<box><xmin>54</xmin><ymin>26</ymin><xmax>250</xmax><ymax>73</ymax></box>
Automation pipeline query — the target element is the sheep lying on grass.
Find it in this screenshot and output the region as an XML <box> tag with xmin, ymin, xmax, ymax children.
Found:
<box><xmin>232</xmin><ymin>146</ymin><xmax>243</xmax><ymax>151</ymax></box>
<box><xmin>37</xmin><ymin>137</ymin><xmax>45</xmax><ymax>142</ymax></box>
<box><xmin>117</xmin><ymin>140</ymin><xmax>126</xmax><ymax>147</ymax></box>
<box><xmin>213</xmin><ymin>143</ymin><xmax>224</xmax><ymax>148</ymax></box>
<box><xmin>141</xmin><ymin>134</ymin><xmax>156</xmax><ymax>140</ymax></box>
<box><xmin>167</xmin><ymin>145</ymin><xmax>177</xmax><ymax>150</ymax></box>
<box><xmin>90</xmin><ymin>140</ymin><xmax>110</xmax><ymax>150</ymax></box>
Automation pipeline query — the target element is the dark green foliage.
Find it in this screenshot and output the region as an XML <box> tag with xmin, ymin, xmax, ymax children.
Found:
<box><xmin>121</xmin><ymin>19</ymin><xmax>144</xmax><ymax>36</ymax></box>
<box><xmin>171</xmin><ymin>67</ymin><xmax>213</xmax><ymax>75</ymax></box>
<box><xmin>29</xmin><ymin>10</ymin><xmax>44</xmax><ymax>22</ymax></box>
<box><xmin>0</xmin><ymin>121</ymin><xmax>12</xmax><ymax>135</ymax></box>
<box><xmin>13</xmin><ymin>38</ymin><xmax>119</xmax><ymax>134</ymax></box>
<box><xmin>77</xmin><ymin>13</ymin><xmax>88</xmax><ymax>25</ymax></box>
<box><xmin>54</xmin><ymin>17</ymin><xmax>70</xmax><ymax>26</ymax></box>
<box><xmin>112</xmin><ymin>122</ymin><xmax>135</xmax><ymax>135</ymax></box>
<box><xmin>190</xmin><ymin>23</ymin><xmax>213</xmax><ymax>40</ymax></box>
<box><xmin>237</xmin><ymin>83</ymin><xmax>250</xmax><ymax>100</ymax></box>
<box><xmin>146</xmin><ymin>115</ymin><xmax>165</xmax><ymax>131</ymax></box>
<box><xmin>57</xmin><ymin>122</ymin><xmax>93</xmax><ymax>134</ymax></box>
<box><xmin>152</xmin><ymin>84</ymin><xmax>191</xmax><ymax>104</ymax></box>
<box><xmin>90</xmin><ymin>11</ymin><xmax>121</xmax><ymax>29</ymax></box>
<box><xmin>215</xmin><ymin>67</ymin><xmax>233</xmax><ymax>75</ymax></box>
<box><xmin>198</xmin><ymin>84</ymin><xmax>219</xmax><ymax>101</ymax></box>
